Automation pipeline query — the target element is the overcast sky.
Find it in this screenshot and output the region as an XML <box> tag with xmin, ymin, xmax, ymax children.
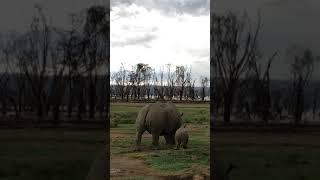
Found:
<box><xmin>0</xmin><ymin>0</ymin><xmax>107</xmax><ymax>32</ymax></box>
<box><xmin>111</xmin><ymin>0</ymin><xmax>210</xmax><ymax>85</ymax></box>
<box><xmin>213</xmin><ymin>0</ymin><xmax>320</xmax><ymax>80</ymax></box>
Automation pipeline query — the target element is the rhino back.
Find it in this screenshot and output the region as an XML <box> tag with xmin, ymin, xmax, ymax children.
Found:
<box><xmin>164</xmin><ymin>103</ymin><xmax>182</xmax><ymax>131</ymax></box>
<box><xmin>145</xmin><ymin>103</ymin><xmax>182</xmax><ymax>134</ymax></box>
<box><xmin>145</xmin><ymin>103</ymin><xmax>166</xmax><ymax>133</ymax></box>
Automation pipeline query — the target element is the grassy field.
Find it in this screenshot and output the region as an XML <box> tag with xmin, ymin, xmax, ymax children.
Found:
<box><xmin>213</xmin><ymin>131</ymin><xmax>320</xmax><ymax>180</ymax></box>
<box><xmin>111</xmin><ymin>102</ymin><xmax>210</xmax><ymax>126</ymax></box>
<box><xmin>0</xmin><ymin>129</ymin><xmax>105</xmax><ymax>180</ymax></box>
<box><xmin>110</xmin><ymin>102</ymin><xmax>210</xmax><ymax>178</ymax></box>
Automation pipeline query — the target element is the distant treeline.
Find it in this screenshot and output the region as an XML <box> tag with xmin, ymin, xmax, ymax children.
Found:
<box><xmin>110</xmin><ymin>63</ymin><xmax>210</xmax><ymax>102</ymax></box>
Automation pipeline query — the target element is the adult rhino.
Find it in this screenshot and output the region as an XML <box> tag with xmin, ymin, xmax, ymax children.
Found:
<box><xmin>135</xmin><ymin>102</ymin><xmax>183</xmax><ymax>151</ymax></box>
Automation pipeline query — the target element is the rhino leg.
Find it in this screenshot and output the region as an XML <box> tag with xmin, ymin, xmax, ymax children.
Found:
<box><xmin>134</xmin><ymin>129</ymin><xmax>145</xmax><ymax>151</ymax></box>
<box><xmin>151</xmin><ymin>132</ymin><xmax>160</xmax><ymax>149</ymax></box>
<box><xmin>175</xmin><ymin>142</ymin><xmax>180</xmax><ymax>150</ymax></box>
<box><xmin>182</xmin><ymin>144</ymin><xmax>188</xmax><ymax>149</ymax></box>
<box><xmin>182</xmin><ymin>138</ymin><xmax>188</xmax><ymax>149</ymax></box>
<box><xmin>164</xmin><ymin>135</ymin><xmax>175</xmax><ymax>145</ymax></box>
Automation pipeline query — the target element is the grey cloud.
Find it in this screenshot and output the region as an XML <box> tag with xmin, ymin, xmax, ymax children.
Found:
<box><xmin>190</xmin><ymin>60</ymin><xmax>210</xmax><ymax>81</ymax></box>
<box><xmin>189</xmin><ymin>49</ymin><xmax>209</xmax><ymax>59</ymax></box>
<box><xmin>112</xmin><ymin>33</ymin><xmax>157</xmax><ymax>47</ymax></box>
<box><xmin>111</xmin><ymin>0</ymin><xmax>209</xmax><ymax>16</ymax></box>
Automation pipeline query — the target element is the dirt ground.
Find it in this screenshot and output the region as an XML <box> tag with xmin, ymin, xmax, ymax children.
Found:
<box><xmin>110</xmin><ymin>126</ymin><xmax>209</xmax><ymax>180</ymax></box>
<box><xmin>110</xmin><ymin>154</ymin><xmax>209</xmax><ymax>180</ymax></box>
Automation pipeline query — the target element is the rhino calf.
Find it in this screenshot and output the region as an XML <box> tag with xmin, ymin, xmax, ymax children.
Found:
<box><xmin>175</xmin><ymin>124</ymin><xmax>189</xmax><ymax>150</ymax></box>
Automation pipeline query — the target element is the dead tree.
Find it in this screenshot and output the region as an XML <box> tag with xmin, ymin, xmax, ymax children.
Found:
<box><xmin>112</xmin><ymin>63</ymin><xmax>127</xmax><ymax>100</ymax></box>
<box><xmin>83</xmin><ymin>5</ymin><xmax>109</xmax><ymax>120</ymax></box>
<box><xmin>201</xmin><ymin>76</ymin><xmax>209</xmax><ymax>101</ymax></box>
<box><xmin>153</xmin><ymin>66</ymin><xmax>165</xmax><ymax>100</ymax></box>
<box><xmin>13</xmin><ymin>5</ymin><xmax>52</xmax><ymax>122</ymax></box>
<box><xmin>287</xmin><ymin>46</ymin><xmax>316</xmax><ymax>125</ymax></box>
<box><xmin>250</xmin><ymin>52</ymin><xmax>278</xmax><ymax>123</ymax></box>
<box><xmin>211</xmin><ymin>12</ymin><xmax>262</xmax><ymax>123</ymax></box>
<box><xmin>175</xmin><ymin>66</ymin><xmax>188</xmax><ymax>101</ymax></box>
<box><xmin>144</xmin><ymin>66</ymin><xmax>152</xmax><ymax>100</ymax></box>
<box><xmin>166</xmin><ymin>64</ymin><xmax>175</xmax><ymax>100</ymax></box>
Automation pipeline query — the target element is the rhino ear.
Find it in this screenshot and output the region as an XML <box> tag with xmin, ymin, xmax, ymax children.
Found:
<box><xmin>180</xmin><ymin>112</ymin><xmax>183</xmax><ymax>117</ymax></box>
<box><xmin>183</xmin><ymin>123</ymin><xmax>187</xmax><ymax>128</ymax></box>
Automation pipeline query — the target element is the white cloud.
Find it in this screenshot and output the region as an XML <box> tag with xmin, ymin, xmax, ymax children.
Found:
<box><xmin>111</xmin><ymin>3</ymin><xmax>209</xmax><ymax>84</ymax></box>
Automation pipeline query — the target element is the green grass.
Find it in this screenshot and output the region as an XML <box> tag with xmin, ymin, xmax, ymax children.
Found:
<box><xmin>145</xmin><ymin>135</ymin><xmax>209</xmax><ymax>172</ymax></box>
<box><xmin>214</xmin><ymin>145</ymin><xmax>320</xmax><ymax>180</ymax></box>
<box><xmin>111</xmin><ymin>123</ymin><xmax>209</xmax><ymax>173</ymax></box>
<box><xmin>0</xmin><ymin>129</ymin><xmax>105</xmax><ymax>180</ymax></box>
<box><xmin>111</xmin><ymin>102</ymin><xmax>209</xmax><ymax>125</ymax></box>
<box><xmin>111</xmin><ymin>102</ymin><xmax>209</xmax><ymax>175</ymax></box>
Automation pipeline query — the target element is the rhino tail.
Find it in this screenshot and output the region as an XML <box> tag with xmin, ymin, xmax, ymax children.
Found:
<box><xmin>136</xmin><ymin>105</ymin><xmax>150</xmax><ymax>129</ymax></box>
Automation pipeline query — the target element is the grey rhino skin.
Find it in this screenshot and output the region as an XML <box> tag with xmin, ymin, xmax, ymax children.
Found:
<box><xmin>174</xmin><ymin>124</ymin><xmax>189</xmax><ymax>150</ymax></box>
<box><xmin>135</xmin><ymin>102</ymin><xmax>183</xmax><ymax>151</ymax></box>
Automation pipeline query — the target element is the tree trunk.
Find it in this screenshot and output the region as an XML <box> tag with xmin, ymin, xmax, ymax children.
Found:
<box><xmin>294</xmin><ymin>88</ymin><xmax>303</xmax><ymax>125</ymax></box>
<box><xmin>202</xmin><ymin>87</ymin><xmax>205</xmax><ymax>101</ymax></box>
<box><xmin>37</xmin><ymin>101</ymin><xmax>43</xmax><ymax>122</ymax></box>
<box><xmin>53</xmin><ymin>103</ymin><xmax>60</xmax><ymax>124</ymax></box>
<box><xmin>89</xmin><ymin>80</ymin><xmax>96</xmax><ymax>120</ymax></box>
<box><xmin>223</xmin><ymin>87</ymin><xmax>235</xmax><ymax>123</ymax></box>
<box><xmin>68</xmin><ymin>96</ymin><xmax>73</xmax><ymax>119</ymax></box>
<box><xmin>223</xmin><ymin>99</ymin><xmax>231</xmax><ymax>123</ymax></box>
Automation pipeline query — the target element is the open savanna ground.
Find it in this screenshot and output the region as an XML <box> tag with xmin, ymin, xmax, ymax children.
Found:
<box><xmin>0</xmin><ymin>129</ymin><xmax>105</xmax><ymax>180</ymax></box>
<box><xmin>110</xmin><ymin>102</ymin><xmax>210</xmax><ymax>179</ymax></box>
<box><xmin>213</xmin><ymin>129</ymin><xmax>320</xmax><ymax>180</ymax></box>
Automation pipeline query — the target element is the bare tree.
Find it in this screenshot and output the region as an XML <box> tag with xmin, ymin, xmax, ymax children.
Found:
<box><xmin>201</xmin><ymin>76</ymin><xmax>209</xmax><ymax>101</ymax></box>
<box><xmin>250</xmin><ymin>51</ymin><xmax>278</xmax><ymax>123</ymax></box>
<box><xmin>46</xmin><ymin>38</ymin><xmax>68</xmax><ymax>123</ymax></box>
<box><xmin>166</xmin><ymin>64</ymin><xmax>175</xmax><ymax>100</ymax></box>
<box><xmin>175</xmin><ymin>66</ymin><xmax>188</xmax><ymax>101</ymax></box>
<box><xmin>83</xmin><ymin>5</ymin><xmax>109</xmax><ymax>120</ymax></box>
<box><xmin>144</xmin><ymin>65</ymin><xmax>153</xmax><ymax>100</ymax></box>
<box><xmin>287</xmin><ymin>46</ymin><xmax>317</xmax><ymax>125</ymax></box>
<box><xmin>185</xmin><ymin>68</ymin><xmax>195</xmax><ymax>100</ymax></box>
<box><xmin>12</xmin><ymin>5</ymin><xmax>52</xmax><ymax>122</ymax></box>
<box><xmin>211</xmin><ymin>12</ymin><xmax>262</xmax><ymax>123</ymax></box>
<box><xmin>112</xmin><ymin>63</ymin><xmax>127</xmax><ymax>100</ymax></box>
<box><xmin>153</xmin><ymin>66</ymin><xmax>165</xmax><ymax>100</ymax></box>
